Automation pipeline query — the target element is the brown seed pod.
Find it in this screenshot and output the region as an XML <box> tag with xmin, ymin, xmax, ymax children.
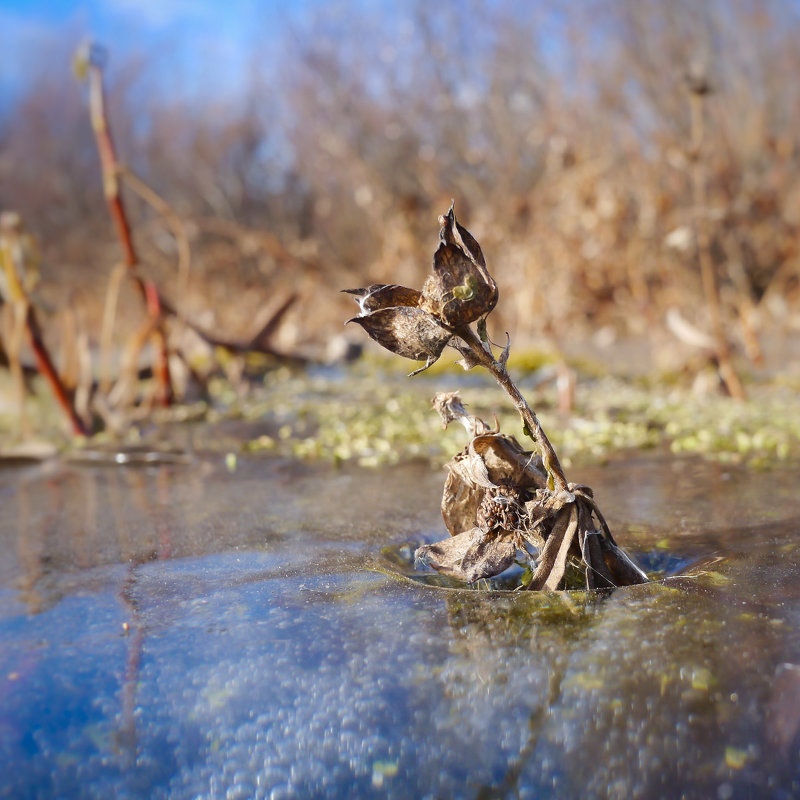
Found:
<box><xmin>347</xmin><ymin>306</ymin><xmax>453</xmax><ymax>364</ymax></box>
<box><xmin>476</xmin><ymin>482</ymin><xmax>525</xmax><ymax>533</ymax></box>
<box><xmin>341</xmin><ymin>284</ymin><xmax>422</xmax><ymax>314</ymax></box>
<box><xmin>421</xmin><ymin>204</ymin><xmax>498</xmax><ymax>327</ymax></box>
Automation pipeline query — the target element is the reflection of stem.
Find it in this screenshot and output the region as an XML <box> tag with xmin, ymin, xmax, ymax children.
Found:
<box><xmin>108</xmin><ymin>469</ymin><xmax>142</xmax><ymax>761</ymax></box>
<box><xmin>688</xmin><ymin>91</ymin><xmax>745</xmax><ymax>400</ymax></box>
<box><xmin>155</xmin><ymin>466</ymin><xmax>173</xmax><ymax>559</ymax></box>
<box><xmin>479</xmin><ymin>658</ymin><xmax>566</xmax><ymax>798</ymax></box>
<box><xmin>16</xmin><ymin>480</ymin><xmax>42</xmax><ymax>613</ymax></box>
<box><xmin>455</xmin><ymin>325</ymin><xmax>568</xmax><ymax>492</ymax></box>
<box><xmin>117</xmin><ymin>564</ymin><xmax>143</xmax><ymax>760</ymax></box>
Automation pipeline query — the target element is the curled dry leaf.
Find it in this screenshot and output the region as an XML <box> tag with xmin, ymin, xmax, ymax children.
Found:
<box><xmin>415</xmin><ymin>528</ymin><xmax>518</xmax><ymax>583</ymax></box>
<box><xmin>441</xmin><ymin>468</ymin><xmax>483</xmax><ymax>538</ymax></box>
<box><xmin>416</xmin><ymin>397</ymin><xmax>648</xmax><ymax>590</ymax></box>
<box><xmin>581</xmin><ymin>530</ymin><xmax>617</xmax><ymax>590</ymax></box>
<box><xmin>526</xmin><ymin>504</ymin><xmax>579</xmax><ymax>591</ymax></box>
<box><xmin>434</xmin><ymin>392</ymin><xmax>546</xmax><ymax>541</ymax></box>
<box><xmin>471</xmin><ymin>434</ymin><xmax>547</xmax><ymax>489</ymax></box>
<box><xmin>432</xmin><ymin>391</ymin><xmax>490</xmax><ymax>437</ymax></box>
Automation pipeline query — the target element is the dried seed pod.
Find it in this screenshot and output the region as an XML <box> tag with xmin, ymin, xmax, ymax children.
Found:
<box><xmin>421</xmin><ymin>203</ymin><xmax>498</xmax><ymax>327</ymax></box>
<box><xmin>438</xmin><ymin>200</ymin><xmax>487</xmax><ymax>269</ymax></box>
<box><xmin>347</xmin><ymin>306</ymin><xmax>453</xmax><ymax>364</ymax></box>
<box><xmin>475</xmin><ymin>482</ymin><xmax>525</xmax><ymax>533</ymax></box>
<box><xmin>344</xmin><ymin>283</ymin><xmax>453</xmax><ymax>373</ymax></box>
<box><xmin>341</xmin><ymin>284</ymin><xmax>422</xmax><ymax>314</ymax></box>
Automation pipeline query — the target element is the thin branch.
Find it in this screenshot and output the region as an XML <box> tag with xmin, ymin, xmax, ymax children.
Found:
<box><xmin>86</xmin><ymin>48</ymin><xmax>174</xmax><ymax>406</ymax></box>
<box><xmin>455</xmin><ymin>325</ymin><xmax>568</xmax><ymax>493</ymax></box>
<box><xmin>116</xmin><ymin>163</ymin><xmax>192</xmax><ymax>301</ymax></box>
<box><xmin>25</xmin><ymin>305</ymin><xmax>89</xmax><ymax>436</ymax></box>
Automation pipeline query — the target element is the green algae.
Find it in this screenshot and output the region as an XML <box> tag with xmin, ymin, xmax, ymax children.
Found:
<box><xmin>225</xmin><ymin>367</ymin><xmax>800</xmax><ymax>469</ymax></box>
<box><xmin>2</xmin><ymin>356</ymin><xmax>799</xmax><ymax>469</ymax></box>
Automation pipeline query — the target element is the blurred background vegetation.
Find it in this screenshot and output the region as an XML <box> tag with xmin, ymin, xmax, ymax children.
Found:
<box><xmin>1</xmin><ymin>0</ymin><xmax>800</xmax><ymax>443</ymax></box>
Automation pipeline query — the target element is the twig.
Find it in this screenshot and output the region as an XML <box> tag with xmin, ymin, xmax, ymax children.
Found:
<box><xmin>116</xmin><ymin>163</ymin><xmax>192</xmax><ymax>301</ymax></box>
<box><xmin>99</xmin><ymin>263</ymin><xmax>127</xmax><ymax>393</ymax></box>
<box><xmin>1</xmin><ymin>221</ymin><xmax>88</xmax><ymax>436</ymax></box>
<box><xmin>84</xmin><ymin>44</ymin><xmax>174</xmax><ymax>406</ymax></box>
<box><xmin>25</xmin><ymin>305</ymin><xmax>89</xmax><ymax>436</ymax></box>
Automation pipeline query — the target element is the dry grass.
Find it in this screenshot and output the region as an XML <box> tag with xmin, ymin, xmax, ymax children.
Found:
<box><xmin>0</xmin><ymin>0</ymin><xmax>798</xmax><ymax>388</ymax></box>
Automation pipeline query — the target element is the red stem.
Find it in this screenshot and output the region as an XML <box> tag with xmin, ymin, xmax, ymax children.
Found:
<box><xmin>25</xmin><ymin>306</ymin><xmax>89</xmax><ymax>436</ymax></box>
<box><xmin>88</xmin><ymin>62</ymin><xmax>173</xmax><ymax>404</ymax></box>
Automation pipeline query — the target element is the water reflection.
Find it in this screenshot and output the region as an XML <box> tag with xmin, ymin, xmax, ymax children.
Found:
<box><xmin>0</xmin><ymin>454</ymin><xmax>799</xmax><ymax>798</ymax></box>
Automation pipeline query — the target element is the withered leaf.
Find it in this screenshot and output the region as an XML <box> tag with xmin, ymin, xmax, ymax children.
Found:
<box><xmin>448</xmin><ymin>448</ymin><xmax>492</xmax><ymax>492</ymax></box>
<box><xmin>580</xmin><ymin>521</ymin><xmax>617</xmax><ymax>590</ymax></box>
<box><xmin>347</xmin><ymin>305</ymin><xmax>452</xmax><ymax>364</ymax></box>
<box><xmin>460</xmin><ymin>534</ymin><xmax>518</xmax><ymax>583</ymax></box>
<box><xmin>415</xmin><ymin>529</ymin><xmax>476</xmax><ymax>576</ymax></box>
<box><xmin>599</xmin><ymin>538</ymin><xmax>649</xmax><ymax>586</ymax></box>
<box><xmin>441</xmin><ymin>466</ymin><xmax>485</xmax><ymax>537</ymax></box>
<box><xmin>469</xmin><ymin>433</ymin><xmax>547</xmax><ymax>489</ymax></box>
<box><xmin>415</xmin><ymin>528</ymin><xmax>517</xmax><ymax>583</ymax></box>
<box><xmin>464</xmin><ymin>439</ymin><xmax>497</xmax><ymax>489</ymax></box>
<box><xmin>526</xmin><ymin>503</ymin><xmax>579</xmax><ymax>591</ymax></box>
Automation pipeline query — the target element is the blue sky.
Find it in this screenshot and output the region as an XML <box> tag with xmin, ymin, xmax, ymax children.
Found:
<box><xmin>0</xmin><ymin>0</ymin><xmax>311</xmax><ymax>106</ymax></box>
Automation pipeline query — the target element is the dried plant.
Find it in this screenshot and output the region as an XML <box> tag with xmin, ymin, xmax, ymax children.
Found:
<box><xmin>345</xmin><ymin>205</ymin><xmax>647</xmax><ymax>590</ymax></box>
<box><xmin>0</xmin><ymin>213</ymin><xmax>88</xmax><ymax>436</ymax></box>
<box><xmin>418</xmin><ymin>392</ymin><xmax>647</xmax><ymax>589</ymax></box>
<box><xmin>685</xmin><ymin>64</ymin><xmax>746</xmax><ymax>400</ymax></box>
<box><xmin>74</xmin><ymin>41</ymin><xmax>174</xmax><ymax>408</ymax></box>
<box><xmin>344</xmin><ymin>205</ymin><xmax>647</xmax><ymax>590</ymax></box>
<box><xmin>4</xmin><ymin>2</ymin><xmax>800</xmax><ymax>382</ymax></box>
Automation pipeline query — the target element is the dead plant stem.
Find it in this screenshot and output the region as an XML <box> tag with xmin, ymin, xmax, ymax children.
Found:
<box><xmin>456</xmin><ymin>325</ymin><xmax>568</xmax><ymax>492</ymax></box>
<box><xmin>88</xmin><ymin>59</ymin><xmax>173</xmax><ymax>406</ymax></box>
<box><xmin>689</xmin><ymin>91</ymin><xmax>746</xmax><ymax>400</ymax></box>
<box><xmin>25</xmin><ymin>305</ymin><xmax>89</xmax><ymax>436</ymax></box>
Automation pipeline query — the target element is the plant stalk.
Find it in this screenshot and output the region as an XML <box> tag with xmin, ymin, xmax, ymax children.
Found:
<box><xmin>26</xmin><ymin>305</ymin><xmax>90</xmax><ymax>437</ymax></box>
<box><xmin>87</xmin><ymin>58</ymin><xmax>174</xmax><ymax>407</ymax></box>
<box><xmin>456</xmin><ymin>325</ymin><xmax>568</xmax><ymax>492</ymax></box>
<box><xmin>688</xmin><ymin>90</ymin><xmax>746</xmax><ymax>400</ymax></box>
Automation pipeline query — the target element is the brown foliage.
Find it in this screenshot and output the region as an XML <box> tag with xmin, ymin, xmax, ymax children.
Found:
<box><xmin>0</xmin><ymin>0</ymin><xmax>799</xmax><ymax>367</ymax></box>
<box><xmin>416</xmin><ymin>392</ymin><xmax>648</xmax><ymax>589</ymax></box>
